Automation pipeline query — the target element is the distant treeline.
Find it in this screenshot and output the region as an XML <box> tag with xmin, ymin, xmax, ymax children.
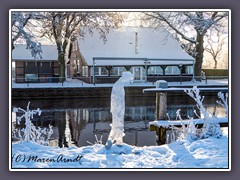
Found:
<box><xmin>202</xmin><ymin>69</ymin><xmax>228</xmax><ymax>77</ymax></box>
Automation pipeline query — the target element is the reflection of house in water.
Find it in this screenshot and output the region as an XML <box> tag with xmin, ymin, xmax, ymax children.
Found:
<box><xmin>68</xmin><ymin>106</ymin><xmax>156</xmax><ymax>147</ymax></box>
<box><xmin>13</xmin><ymin>103</ymin><xmax>225</xmax><ymax>147</ymax></box>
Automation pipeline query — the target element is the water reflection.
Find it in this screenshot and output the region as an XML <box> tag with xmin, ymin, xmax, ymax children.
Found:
<box><xmin>12</xmin><ymin>97</ymin><xmax>226</xmax><ymax>147</ymax></box>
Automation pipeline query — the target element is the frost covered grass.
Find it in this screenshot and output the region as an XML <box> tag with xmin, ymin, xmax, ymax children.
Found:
<box><xmin>12</xmin><ymin>130</ymin><xmax>228</xmax><ymax>169</ymax></box>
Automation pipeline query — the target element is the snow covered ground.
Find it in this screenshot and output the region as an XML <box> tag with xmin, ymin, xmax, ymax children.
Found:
<box><xmin>12</xmin><ymin>78</ymin><xmax>228</xmax><ymax>89</ymax></box>
<box><xmin>11</xmin><ymin>128</ymin><xmax>229</xmax><ymax>170</ymax></box>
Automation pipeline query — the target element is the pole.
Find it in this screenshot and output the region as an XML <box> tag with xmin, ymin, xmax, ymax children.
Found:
<box><xmin>93</xmin><ymin>58</ymin><xmax>95</xmax><ymax>85</ymax></box>
<box><xmin>192</xmin><ymin>60</ymin><xmax>195</xmax><ymax>82</ymax></box>
<box><xmin>145</xmin><ymin>60</ymin><xmax>147</xmax><ymax>83</ymax></box>
<box><xmin>155</xmin><ymin>92</ymin><xmax>167</xmax><ymax>145</ymax></box>
<box><xmin>179</xmin><ymin>64</ymin><xmax>182</xmax><ymax>85</ymax></box>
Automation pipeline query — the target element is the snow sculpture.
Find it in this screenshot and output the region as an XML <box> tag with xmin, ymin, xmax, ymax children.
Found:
<box><xmin>106</xmin><ymin>71</ymin><xmax>133</xmax><ymax>148</ymax></box>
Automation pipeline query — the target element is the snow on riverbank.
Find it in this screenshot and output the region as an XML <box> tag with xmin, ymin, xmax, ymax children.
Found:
<box><xmin>149</xmin><ymin>117</ymin><xmax>228</xmax><ymax>128</ymax></box>
<box><xmin>12</xmin><ymin>128</ymin><xmax>229</xmax><ymax>169</ymax></box>
<box><xmin>12</xmin><ymin>78</ymin><xmax>228</xmax><ymax>89</ymax></box>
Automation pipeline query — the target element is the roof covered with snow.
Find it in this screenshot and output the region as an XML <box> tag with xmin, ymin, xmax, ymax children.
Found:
<box><xmin>78</xmin><ymin>26</ymin><xmax>195</xmax><ymax>66</ymax></box>
<box><xmin>12</xmin><ymin>44</ymin><xmax>58</xmax><ymax>61</ymax></box>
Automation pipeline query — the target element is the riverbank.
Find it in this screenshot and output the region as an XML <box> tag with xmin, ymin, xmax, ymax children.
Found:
<box><xmin>11</xmin><ymin>79</ymin><xmax>228</xmax><ymax>100</ymax></box>
<box><xmin>12</xmin><ymin>127</ymin><xmax>229</xmax><ymax>169</ymax></box>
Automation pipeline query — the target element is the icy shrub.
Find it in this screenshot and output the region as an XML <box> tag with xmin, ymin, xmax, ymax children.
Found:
<box><xmin>87</xmin><ymin>135</ymin><xmax>104</xmax><ymax>152</ymax></box>
<box><xmin>175</xmin><ymin>109</ymin><xmax>198</xmax><ymax>142</ymax></box>
<box><xmin>87</xmin><ymin>135</ymin><xmax>103</xmax><ymax>145</ymax></box>
<box><xmin>166</xmin><ymin>125</ymin><xmax>178</xmax><ymax>144</ymax></box>
<box><xmin>217</xmin><ymin>92</ymin><xmax>228</xmax><ymax>117</ymax></box>
<box><xmin>12</xmin><ymin>102</ymin><xmax>53</xmax><ymax>145</ymax></box>
<box><xmin>184</xmin><ymin>86</ymin><xmax>223</xmax><ymax>139</ymax></box>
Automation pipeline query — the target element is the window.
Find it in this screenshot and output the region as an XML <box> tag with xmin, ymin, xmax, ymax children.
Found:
<box><xmin>94</xmin><ymin>67</ymin><xmax>100</xmax><ymax>76</ymax></box>
<box><xmin>156</xmin><ymin>66</ymin><xmax>163</xmax><ymax>74</ymax></box>
<box><xmin>110</xmin><ymin>67</ymin><xmax>119</xmax><ymax>76</ymax></box>
<box><xmin>66</xmin><ymin>65</ymin><xmax>71</xmax><ymax>78</ymax></box>
<box><xmin>100</xmin><ymin>67</ymin><xmax>108</xmax><ymax>76</ymax></box>
<box><xmin>92</xmin><ymin>67</ymin><xmax>127</xmax><ymax>76</ymax></box>
<box><xmin>93</xmin><ymin>67</ymin><xmax>108</xmax><ymax>76</ymax></box>
<box><xmin>39</xmin><ymin>62</ymin><xmax>52</xmax><ymax>74</ymax></box>
<box><xmin>25</xmin><ymin>74</ymin><xmax>38</xmax><ymax>82</ymax></box>
<box><xmin>165</xmin><ymin>66</ymin><xmax>180</xmax><ymax>75</ymax></box>
<box><xmin>75</xmin><ymin>60</ymin><xmax>80</xmax><ymax>73</ymax></box>
<box><xmin>165</xmin><ymin>66</ymin><xmax>172</xmax><ymax>74</ymax></box>
<box><xmin>82</xmin><ymin>66</ymin><xmax>88</xmax><ymax>76</ymax></box>
<box><xmin>148</xmin><ymin>67</ymin><xmax>155</xmax><ymax>74</ymax></box>
<box><xmin>186</xmin><ymin>66</ymin><xmax>193</xmax><ymax>74</ymax></box>
<box><xmin>148</xmin><ymin>66</ymin><xmax>163</xmax><ymax>75</ymax></box>
<box><xmin>110</xmin><ymin>67</ymin><xmax>127</xmax><ymax>76</ymax></box>
<box><xmin>25</xmin><ymin>62</ymin><xmax>37</xmax><ymax>74</ymax></box>
<box><xmin>172</xmin><ymin>66</ymin><xmax>180</xmax><ymax>74</ymax></box>
<box><xmin>118</xmin><ymin>67</ymin><xmax>126</xmax><ymax>76</ymax></box>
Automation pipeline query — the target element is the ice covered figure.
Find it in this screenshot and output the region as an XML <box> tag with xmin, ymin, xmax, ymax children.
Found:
<box><xmin>106</xmin><ymin>71</ymin><xmax>133</xmax><ymax>147</ymax></box>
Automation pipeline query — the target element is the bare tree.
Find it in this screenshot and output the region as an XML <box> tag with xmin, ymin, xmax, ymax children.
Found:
<box><xmin>141</xmin><ymin>11</ymin><xmax>228</xmax><ymax>76</ymax></box>
<box><xmin>205</xmin><ymin>31</ymin><xmax>227</xmax><ymax>69</ymax></box>
<box><xmin>37</xmin><ymin>11</ymin><xmax>124</xmax><ymax>80</ymax></box>
<box><xmin>11</xmin><ymin>12</ymin><xmax>42</xmax><ymax>58</ymax></box>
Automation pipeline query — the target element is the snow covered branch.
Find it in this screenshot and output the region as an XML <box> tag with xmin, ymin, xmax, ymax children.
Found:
<box><xmin>184</xmin><ymin>86</ymin><xmax>211</xmax><ymax>120</ymax></box>
<box><xmin>11</xmin><ymin>12</ymin><xmax>43</xmax><ymax>59</ymax></box>
<box><xmin>141</xmin><ymin>11</ymin><xmax>228</xmax><ymax>76</ymax></box>
<box><xmin>142</xmin><ymin>12</ymin><xmax>197</xmax><ymax>44</ymax></box>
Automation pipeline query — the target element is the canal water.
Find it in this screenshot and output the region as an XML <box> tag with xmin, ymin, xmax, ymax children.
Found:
<box><xmin>12</xmin><ymin>95</ymin><xmax>226</xmax><ymax>148</ymax></box>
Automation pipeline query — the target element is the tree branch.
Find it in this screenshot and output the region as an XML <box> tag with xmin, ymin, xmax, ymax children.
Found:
<box><xmin>144</xmin><ymin>12</ymin><xmax>196</xmax><ymax>44</ymax></box>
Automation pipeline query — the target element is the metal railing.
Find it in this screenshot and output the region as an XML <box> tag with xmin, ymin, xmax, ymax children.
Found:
<box><xmin>12</xmin><ymin>75</ymin><xmax>228</xmax><ymax>87</ymax></box>
<box><xmin>12</xmin><ymin>77</ymin><xmax>65</xmax><ymax>87</ymax></box>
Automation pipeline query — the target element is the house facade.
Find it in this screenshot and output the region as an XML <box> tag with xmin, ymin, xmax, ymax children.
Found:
<box><xmin>69</xmin><ymin>26</ymin><xmax>195</xmax><ymax>83</ymax></box>
<box><xmin>12</xmin><ymin>45</ymin><xmax>59</xmax><ymax>83</ymax></box>
<box><xmin>12</xmin><ymin>27</ymin><xmax>195</xmax><ymax>84</ymax></box>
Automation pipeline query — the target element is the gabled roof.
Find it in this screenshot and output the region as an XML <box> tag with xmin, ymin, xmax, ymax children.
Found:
<box><xmin>77</xmin><ymin>26</ymin><xmax>195</xmax><ymax>66</ymax></box>
<box><xmin>12</xmin><ymin>44</ymin><xmax>58</xmax><ymax>61</ymax></box>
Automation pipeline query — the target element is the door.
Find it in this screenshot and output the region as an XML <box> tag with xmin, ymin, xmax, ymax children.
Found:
<box><xmin>134</xmin><ymin>67</ymin><xmax>142</xmax><ymax>81</ymax></box>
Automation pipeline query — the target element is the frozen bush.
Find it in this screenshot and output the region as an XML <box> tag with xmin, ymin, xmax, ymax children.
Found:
<box><xmin>217</xmin><ymin>92</ymin><xmax>228</xmax><ymax>117</ymax></box>
<box><xmin>12</xmin><ymin>102</ymin><xmax>53</xmax><ymax>145</ymax></box>
<box><xmin>175</xmin><ymin>109</ymin><xmax>198</xmax><ymax>142</ymax></box>
<box><xmin>184</xmin><ymin>86</ymin><xmax>223</xmax><ymax>139</ymax></box>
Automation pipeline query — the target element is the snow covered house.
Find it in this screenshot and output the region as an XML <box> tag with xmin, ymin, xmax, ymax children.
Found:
<box><xmin>68</xmin><ymin>26</ymin><xmax>195</xmax><ymax>83</ymax></box>
<box><xmin>12</xmin><ymin>44</ymin><xmax>59</xmax><ymax>83</ymax></box>
<box><xmin>12</xmin><ymin>26</ymin><xmax>195</xmax><ymax>84</ymax></box>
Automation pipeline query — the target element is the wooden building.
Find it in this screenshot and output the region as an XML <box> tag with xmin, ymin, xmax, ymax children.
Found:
<box><xmin>12</xmin><ymin>27</ymin><xmax>195</xmax><ymax>84</ymax></box>
<box><xmin>12</xmin><ymin>45</ymin><xmax>59</xmax><ymax>83</ymax></box>
<box><xmin>69</xmin><ymin>26</ymin><xmax>195</xmax><ymax>83</ymax></box>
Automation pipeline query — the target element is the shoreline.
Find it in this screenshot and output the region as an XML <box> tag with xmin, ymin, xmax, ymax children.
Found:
<box><xmin>12</xmin><ymin>84</ymin><xmax>228</xmax><ymax>100</ymax></box>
